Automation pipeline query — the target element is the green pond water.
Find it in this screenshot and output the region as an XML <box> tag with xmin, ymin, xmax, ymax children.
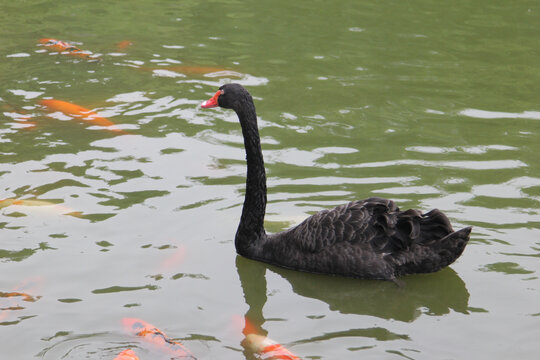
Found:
<box><xmin>1</xmin><ymin>0</ymin><xmax>539</xmax><ymax>359</ymax></box>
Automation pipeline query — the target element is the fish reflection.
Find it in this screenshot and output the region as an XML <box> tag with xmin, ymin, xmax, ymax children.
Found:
<box><xmin>121</xmin><ymin>317</ymin><xmax>196</xmax><ymax>359</ymax></box>
<box><xmin>39</xmin><ymin>99</ymin><xmax>128</xmax><ymax>134</ymax></box>
<box><xmin>39</xmin><ymin>38</ymin><xmax>99</xmax><ymax>60</ymax></box>
<box><xmin>114</xmin><ymin>349</ymin><xmax>139</xmax><ymax>360</ymax></box>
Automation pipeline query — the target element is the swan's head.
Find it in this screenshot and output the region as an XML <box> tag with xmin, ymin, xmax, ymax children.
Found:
<box><xmin>200</xmin><ymin>83</ymin><xmax>253</xmax><ymax>111</ymax></box>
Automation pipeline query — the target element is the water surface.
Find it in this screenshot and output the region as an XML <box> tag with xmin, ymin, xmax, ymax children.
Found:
<box><xmin>1</xmin><ymin>0</ymin><xmax>539</xmax><ymax>359</ymax></box>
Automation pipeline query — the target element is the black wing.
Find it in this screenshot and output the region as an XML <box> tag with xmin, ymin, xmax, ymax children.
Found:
<box><xmin>288</xmin><ymin>197</ymin><xmax>454</xmax><ymax>254</ymax></box>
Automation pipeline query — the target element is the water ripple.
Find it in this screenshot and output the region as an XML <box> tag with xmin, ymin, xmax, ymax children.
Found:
<box><xmin>348</xmin><ymin>159</ymin><xmax>527</xmax><ymax>170</ymax></box>
<box><xmin>459</xmin><ymin>109</ymin><xmax>540</xmax><ymax>120</ymax></box>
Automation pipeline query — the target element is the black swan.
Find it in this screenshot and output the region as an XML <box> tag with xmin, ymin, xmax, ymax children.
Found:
<box><xmin>201</xmin><ymin>84</ymin><xmax>472</xmax><ymax>280</ymax></box>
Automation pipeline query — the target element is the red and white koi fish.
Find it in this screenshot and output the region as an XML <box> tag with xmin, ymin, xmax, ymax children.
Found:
<box><xmin>122</xmin><ymin>317</ymin><xmax>196</xmax><ymax>359</ymax></box>
<box><xmin>243</xmin><ymin>317</ymin><xmax>302</xmax><ymax>360</ymax></box>
<box><xmin>39</xmin><ymin>99</ymin><xmax>127</xmax><ymax>134</ymax></box>
<box><xmin>39</xmin><ymin>38</ymin><xmax>98</xmax><ymax>60</ymax></box>
<box><xmin>113</xmin><ymin>349</ymin><xmax>139</xmax><ymax>360</ymax></box>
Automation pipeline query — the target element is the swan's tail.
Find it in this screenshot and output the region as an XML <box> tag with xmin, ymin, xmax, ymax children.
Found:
<box><xmin>393</xmin><ymin>226</ymin><xmax>472</xmax><ymax>277</ymax></box>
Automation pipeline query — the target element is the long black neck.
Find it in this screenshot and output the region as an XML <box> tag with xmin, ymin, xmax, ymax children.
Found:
<box><xmin>234</xmin><ymin>100</ymin><xmax>267</xmax><ymax>257</ymax></box>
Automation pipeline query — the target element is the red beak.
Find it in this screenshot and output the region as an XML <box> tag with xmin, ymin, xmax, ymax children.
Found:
<box><xmin>200</xmin><ymin>90</ymin><xmax>222</xmax><ymax>108</ymax></box>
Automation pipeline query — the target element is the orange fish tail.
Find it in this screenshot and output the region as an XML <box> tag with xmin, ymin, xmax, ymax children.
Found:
<box><xmin>114</xmin><ymin>349</ymin><xmax>139</xmax><ymax>360</ymax></box>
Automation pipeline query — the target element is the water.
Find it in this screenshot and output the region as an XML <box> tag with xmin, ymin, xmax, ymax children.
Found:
<box><xmin>1</xmin><ymin>0</ymin><xmax>539</xmax><ymax>359</ymax></box>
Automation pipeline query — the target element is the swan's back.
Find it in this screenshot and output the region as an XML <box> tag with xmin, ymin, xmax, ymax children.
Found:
<box><xmin>259</xmin><ymin>197</ymin><xmax>471</xmax><ymax>279</ymax></box>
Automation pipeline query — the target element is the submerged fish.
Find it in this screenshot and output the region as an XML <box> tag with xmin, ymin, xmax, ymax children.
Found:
<box><xmin>115</xmin><ymin>40</ymin><xmax>133</xmax><ymax>51</ymax></box>
<box><xmin>0</xmin><ymin>198</ymin><xmax>57</xmax><ymax>208</ymax></box>
<box><xmin>155</xmin><ymin>65</ymin><xmax>233</xmax><ymax>74</ymax></box>
<box><xmin>0</xmin><ymin>291</ymin><xmax>38</xmax><ymax>302</ymax></box>
<box><xmin>156</xmin><ymin>245</ymin><xmax>186</xmax><ymax>273</ymax></box>
<box><xmin>2</xmin><ymin>103</ymin><xmax>36</xmax><ymax>129</ymax></box>
<box><xmin>39</xmin><ymin>99</ymin><xmax>127</xmax><ymax>133</ymax></box>
<box><xmin>0</xmin><ymin>277</ymin><xmax>44</xmax><ymax>323</ymax></box>
<box><xmin>39</xmin><ymin>38</ymin><xmax>98</xmax><ymax>60</ymax></box>
<box><xmin>0</xmin><ymin>198</ymin><xmax>81</xmax><ymax>217</ymax></box>
<box><xmin>122</xmin><ymin>317</ymin><xmax>196</xmax><ymax>359</ymax></box>
<box><xmin>141</xmin><ymin>65</ymin><xmax>243</xmax><ymax>77</ymax></box>
<box><xmin>4</xmin><ymin>114</ymin><xmax>36</xmax><ymax>129</ymax></box>
<box><xmin>243</xmin><ymin>317</ymin><xmax>302</xmax><ymax>360</ymax></box>
<box><xmin>113</xmin><ymin>349</ymin><xmax>139</xmax><ymax>360</ymax></box>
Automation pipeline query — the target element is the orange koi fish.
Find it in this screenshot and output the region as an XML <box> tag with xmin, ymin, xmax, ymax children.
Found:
<box><xmin>142</xmin><ymin>65</ymin><xmax>243</xmax><ymax>77</ymax></box>
<box><xmin>0</xmin><ymin>291</ymin><xmax>37</xmax><ymax>302</ymax></box>
<box><xmin>113</xmin><ymin>349</ymin><xmax>139</xmax><ymax>360</ymax></box>
<box><xmin>0</xmin><ymin>277</ymin><xmax>44</xmax><ymax>323</ymax></box>
<box><xmin>0</xmin><ymin>198</ymin><xmax>56</xmax><ymax>208</ymax></box>
<box><xmin>157</xmin><ymin>65</ymin><xmax>232</xmax><ymax>74</ymax></box>
<box><xmin>11</xmin><ymin>117</ymin><xmax>37</xmax><ymax>130</ymax></box>
<box><xmin>116</xmin><ymin>40</ymin><xmax>133</xmax><ymax>51</ymax></box>
<box><xmin>243</xmin><ymin>317</ymin><xmax>302</xmax><ymax>360</ymax></box>
<box><xmin>2</xmin><ymin>103</ymin><xmax>37</xmax><ymax>129</ymax></box>
<box><xmin>122</xmin><ymin>318</ymin><xmax>196</xmax><ymax>359</ymax></box>
<box><xmin>39</xmin><ymin>38</ymin><xmax>98</xmax><ymax>60</ymax></box>
<box><xmin>0</xmin><ymin>198</ymin><xmax>81</xmax><ymax>217</ymax></box>
<box><xmin>156</xmin><ymin>245</ymin><xmax>186</xmax><ymax>273</ymax></box>
<box><xmin>39</xmin><ymin>99</ymin><xmax>127</xmax><ymax>133</ymax></box>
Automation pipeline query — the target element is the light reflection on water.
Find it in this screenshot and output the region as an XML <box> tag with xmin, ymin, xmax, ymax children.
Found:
<box><xmin>1</xmin><ymin>0</ymin><xmax>540</xmax><ymax>359</ymax></box>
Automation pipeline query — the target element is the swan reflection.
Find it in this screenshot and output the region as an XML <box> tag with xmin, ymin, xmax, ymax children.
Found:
<box><xmin>236</xmin><ymin>255</ymin><xmax>470</xmax><ymax>353</ymax></box>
